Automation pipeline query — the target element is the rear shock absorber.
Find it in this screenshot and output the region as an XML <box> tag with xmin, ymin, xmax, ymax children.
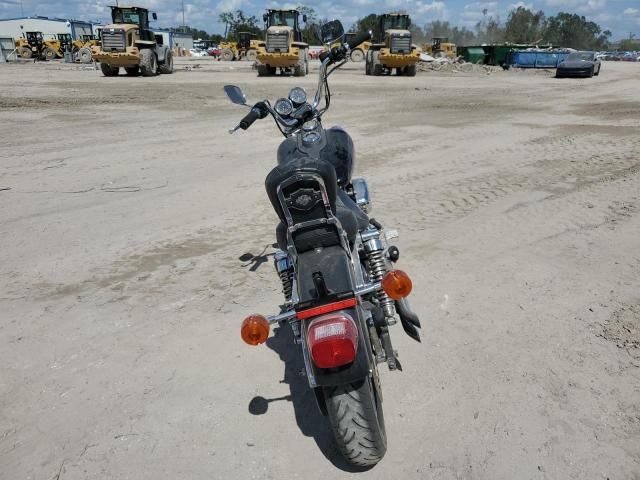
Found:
<box><xmin>364</xmin><ymin>237</ymin><xmax>396</xmax><ymax>319</ymax></box>
<box><xmin>274</xmin><ymin>251</ymin><xmax>293</xmax><ymax>302</ymax></box>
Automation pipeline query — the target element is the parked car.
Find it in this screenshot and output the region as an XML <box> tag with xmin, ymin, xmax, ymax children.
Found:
<box><xmin>556</xmin><ymin>51</ymin><xmax>601</xmax><ymax>78</ymax></box>
<box><xmin>207</xmin><ymin>46</ymin><xmax>221</xmax><ymax>57</ymax></box>
<box><xmin>189</xmin><ymin>48</ymin><xmax>208</xmax><ymax>57</ymax></box>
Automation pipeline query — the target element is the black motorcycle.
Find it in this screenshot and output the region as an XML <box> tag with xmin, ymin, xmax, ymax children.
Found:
<box><xmin>226</xmin><ymin>20</ymin><xmax>421</xmax><ymax>467</ymax></box>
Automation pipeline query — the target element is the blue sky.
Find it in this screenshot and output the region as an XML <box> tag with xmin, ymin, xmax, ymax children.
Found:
<box><xmin>0</xmin><ymin>0</ymin><xmax>638</xmax><ymax>39</ymax></box>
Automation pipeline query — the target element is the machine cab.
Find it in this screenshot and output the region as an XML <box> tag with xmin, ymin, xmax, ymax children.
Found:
<box><xmin>263</xmin><ymin>9</ymin><xmax>306</xmax><ymax>42</ymax></box>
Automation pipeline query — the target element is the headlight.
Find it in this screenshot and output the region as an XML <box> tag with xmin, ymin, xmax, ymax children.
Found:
<box><xmin>289</xmin><ymin>87</ymin><xmax>307</xmax><ymax>105</ymax></box>
<box><xmin>302</xmin><ymin>119</ymin><xmax>319</xmax><ymax>131</ymax></box>
<box><xmin>274</xmin><ymin>98</ymin><xmax>293</xmax><ymax>116</ymax></box>
<box><xmin>301</xmin><ymin>119</ymin><xmax>321</xmax><ymax>144</ymax></box>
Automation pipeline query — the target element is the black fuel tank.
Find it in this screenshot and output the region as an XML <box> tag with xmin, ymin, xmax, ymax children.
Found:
<box><xmin>277</xmin><ymin>127</ymin><xmax>355</xmax><ymax>187</ymax></box>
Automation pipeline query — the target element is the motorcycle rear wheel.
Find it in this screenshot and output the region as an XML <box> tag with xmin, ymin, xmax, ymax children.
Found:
<box><xmin>322</xmin><ymin>376</ymin><xmax>387</xmax><ymax>467</ymax></box>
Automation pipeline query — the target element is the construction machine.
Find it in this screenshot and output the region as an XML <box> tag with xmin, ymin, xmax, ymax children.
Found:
<box><xmin>91</xmin><ymin>5</ymin><xmax>173</xmax><ymax>77</ymax></box>
<box><xmin>254</xmin><ymin>9</ymin><xmax>309</xmax><ymax>76</ymax></box>
<box><xmin>72</xmin><ymin>34</ymin><xmax>99</xmax><ymax>63</ymax></box>
<box><xmin>365</xmin><ymin>13</ymin><xmax>420</xmax><ymax>76</ymax></box>
<box><xmin>15</xmin><ymin>32</ymin><xmax>61</xmax><ymax>60</ymax></box>
<box><xmin>220</xmin><ymin>32</ymin><xmax>258</xmax><ymax>61</ymax></box>
<box><xmin>56</xmin><ymin>33</ymin><xmax>73</xmax><ymax>57</ymax></box>
<box><xmin>343</xmin><ymin>32</ymin><xmax>371</xmax><ymax>62</ymax></box>
<box><xmin>422</xmin><ymin>37</ymin><xmax>457</xmax><ymax>59</ymax></box>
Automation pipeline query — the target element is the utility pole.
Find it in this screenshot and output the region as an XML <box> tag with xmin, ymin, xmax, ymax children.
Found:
<box><xmin>182</xmin><ymin>0</ymin><xmax>185</xmax><ymax>32</ymax></box>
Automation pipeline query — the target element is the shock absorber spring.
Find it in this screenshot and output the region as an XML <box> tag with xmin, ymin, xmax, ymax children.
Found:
<box><xmin>274</xmin><ymin>251</ymin><xmax>293</xmax><ymax>302</ymax></box>
<box><xmin>365</xmin><ymin>238</ymin><xmax>396</xmax><ymax>318</ymax></box>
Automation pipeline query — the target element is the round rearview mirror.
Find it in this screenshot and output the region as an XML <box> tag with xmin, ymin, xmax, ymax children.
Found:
<box><xmin>320</xmin><ymin>20</ymin><xmax>344</xmax><ymax>45</ymax></box>
<box><xmin>224</xmin><ymin>85</ymin><xmax>247</xmax><ymax>105</ymax></box>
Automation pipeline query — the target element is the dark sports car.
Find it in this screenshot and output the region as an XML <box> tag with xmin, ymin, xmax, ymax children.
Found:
<box><xmin>556</xmin><ymin>51</ymin><xmax>601</xmax><ymax>78</ymax></box>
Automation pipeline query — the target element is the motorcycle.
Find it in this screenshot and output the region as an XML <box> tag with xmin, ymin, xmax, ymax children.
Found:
<box><xmin>224</xmin><ymin>20</ymin><xmax>422</xmax><ymax>467</ymax></box>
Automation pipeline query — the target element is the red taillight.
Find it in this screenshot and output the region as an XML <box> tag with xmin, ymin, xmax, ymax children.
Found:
<box><xmin>307</xmin><ymin>313</ymin><xmax>358</xmax><ymax>369</ymax></box>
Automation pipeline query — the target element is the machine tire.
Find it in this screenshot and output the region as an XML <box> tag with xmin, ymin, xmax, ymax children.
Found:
<box><xmin>125</xmin><ymin>66</ymin><xmax>139</xmax><ymax>76</ymax></box>
<box><xmin>139</xmin><ymin>49</ymin><xmax>157</xmax><ymax>76</ymax></box>
<box><xmin>18</xmin><ymin>47</ymin><xmax>32</xmax><ymax>59</ymax></box>
<box><xmin>257</xmin><ymin>64</ymin><xmax>270</xmax><ymax>76</ymax></box>
<box><xmin>405</xmin><ymin>64</ymin><xmax>417</xmax><ymax>77</ymax></box>
<box><xmin>350</xmin><ymin>48</ymin><xmax>364</xmax><ymax>62</ymax></box>
<box><xmin>100</xmin><ymin>63</ymin><xmax>120</xmax><ymax>76</ymax></box>
<box><xmin>293</xmin><ymin>49</ymin><xmax>307</xmax><ymax>77</ymax></box>
<box><xmin>323</xmin><ymin>377</ymin><xmax>387</xmax><ymax>467</ymax></box>
<box><xmin>372</xmin><ymin>51</ymin><xmax>383</xmax><ymax>76</ymax></box>
<box><xmin>221</xmin><ymin>48</ymin><xmax>234</xmax><ymax>61</ymax></box>
<box><xmin>365</xmin><ymin>51</ymin><xmax>372</xmax><ymax>75</ymax></box>
<box><xmin>246</xmin><ymin>49</ymin><xmax>257</xmax><ymax>62</ymax></box>
<box><xmin>159</xmin><ymin>51</ymin><xmax>174</xmax><ymax>74</ymax></box>
<box><xmin>77</xmin><ymin>47</ymin><xmax>92</xmax><ymax>64</ymax></box>
<box><xmin>42</xmin><ymin>47</ymin><xmax>56</xmax><ymax>61</ymax></box>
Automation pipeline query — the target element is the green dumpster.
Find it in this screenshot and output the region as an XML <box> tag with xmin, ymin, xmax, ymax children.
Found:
<box><xmin>463</xmin><ymin>47</ymin><xmax>486</xmax><ymax>64</ymax></box>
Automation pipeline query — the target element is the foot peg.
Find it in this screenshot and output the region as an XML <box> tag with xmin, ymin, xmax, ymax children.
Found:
<box><xmin>396</xmin><ymin>299</ymin><xmax>421</xmax><ymax>342</ymax></box>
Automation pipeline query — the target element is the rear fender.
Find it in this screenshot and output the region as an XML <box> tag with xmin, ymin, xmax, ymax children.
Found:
<box><xmin>296</xmin><ymin>246</ymin><xmax>373</xmax><ymax>387</ymax></box>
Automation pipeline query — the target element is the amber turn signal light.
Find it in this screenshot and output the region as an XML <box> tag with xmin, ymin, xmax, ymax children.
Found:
<box><xmin>241</xmin><ymin>314</ymin><xmax>270</xmax><ymax>345</ymax></box>
<box><xmin>381</xmin><ymin>270</ymin><xmax>413</xmax><ymax>300</ymax></box>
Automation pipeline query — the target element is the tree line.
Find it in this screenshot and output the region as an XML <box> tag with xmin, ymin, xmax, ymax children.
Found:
<box><xmin>354</xmin><ymin>8</ymin><xmax>612</xmax><ymax>50</ymax></box>
<box><xmin>174</xmin><ymin>6</ymin><xmax>616</xmax><ymax>50</ymax></box>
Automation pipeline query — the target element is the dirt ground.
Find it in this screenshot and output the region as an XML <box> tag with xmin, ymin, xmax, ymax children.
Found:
<box><xmin>1</xmin><ymin>57</ymin><xmax>639</xmax><ymax>479</ymax></box>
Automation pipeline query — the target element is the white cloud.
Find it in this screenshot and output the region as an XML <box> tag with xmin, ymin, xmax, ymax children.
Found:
<box><xmin>576</xmin><ymin>0</ymin><xmax>607</xmax><ymax>13</ymax></box>
<box><xmin>508</xmin><ymin>1</ymin><xmax>533</xmax><ymax>11</ymax></box>
<box><xmin>623</xmin><ymin>7</ymin><xmax>639</xmax><ymax>16</ymax></box>
<box><xmin>459</xmin><ymin>1</ymin><xmax>498</xmax><ymax>26</ymax></box>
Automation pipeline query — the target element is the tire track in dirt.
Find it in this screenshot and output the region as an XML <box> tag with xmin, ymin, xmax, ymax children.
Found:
<box><xmin>375</xmin><ymin>132</ymin><xmax>640</xmax><ymax>232</ymax></box>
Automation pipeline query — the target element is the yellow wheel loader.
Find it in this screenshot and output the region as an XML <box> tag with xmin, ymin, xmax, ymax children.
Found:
<box><xmin>91</xmin><ymin>5</ymin><xmax>173</xmax><ymax>77</ymax></box>
<box><xmin>220</xmin><ymin>32</ymin><xmax>258</xmax><ymax>61</ymax></box>
<box><xmin>422</xmin><ymin>37</ymin><xmax>457</xmax><ymax>59</ymax></box>
<box><xmin>15</xmin><ymin>32</ymin><xmax>59</xmax><ymax>60</ymax></box>
<box><xmin>343</xmin><ymin>32</ymin><xmax>371</xmax><ymax>62</ymax></box>
<box><xmin>365</xmin><ymin>13</ymin><xmax>420</xmax><ymax>76</ymax></box>
<box><xmin>254</xmin><ymin>9</ymin><xmax>309</xmax><ymax>77</ymax></box>
<box><xmin>72</xmin><ymin>34</ymin><xmax>99</xmax><ymax>63</ymax></box>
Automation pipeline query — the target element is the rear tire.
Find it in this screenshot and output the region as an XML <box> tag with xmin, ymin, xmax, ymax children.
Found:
<box><xmin>221</xmin><ymin>48</ymin><xmax>234</xmax><ymax>61</ymax></box>
<box><xmin>18</xmin><ymin>47</ymin><xmax>32</xmax><ymax>59</ymax></box>
<box><xmin>125</xmin><ymin>66</ymin><xmax>139</xmax><ymax>76</ymax></box>
<box><xmin>139</xmin><ymin>49</ymin><xmax>157</xmax><ymax>76</ymax></box>
<box><xmin>350</xmin><ymin>48</ymin><xmax>364</xmax><ymax>62</ymax></box>
<box><xmin>323</xmin><ymin>377</ymin><xmax>387</xmax><ymax>467</ymax></box>
<box><xmin>405</xmin><ymin>64</ymin><xmax>417</xmax><ymax>77</ymax></box>
<box><xmin>294</xmin><ymin>50</ymin><xmax>307</xmax><ymax>77</ymax></box>
<box><xmin>77</xmin><ymin>47</ymin><xmax>92</xmax><ymax>64</ymax></box>
<box><xmin>246</xmin><ymin>49</ymin><xmax>257</xmax><ymax>62</ymax></box>
<box><xmin>100</xmin><ymin>63</ymin><xmax>119</xmax><ymax>76</ymax></box>
<box><xmin>158</xmin><ymin>51</ymin><xmax>174</xmax><ymax>74</ymax></box>
<box><xmin>42</xmin><ymin>47</ymin><xmax>56</xmax><ymax>61</ymax></box>
<box><xmin>372</xmin><ymin>51</ymin><xmax>383</xmax><ymax>76</ymax></box>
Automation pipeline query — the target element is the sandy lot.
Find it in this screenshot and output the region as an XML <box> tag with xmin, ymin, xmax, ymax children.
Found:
<box><xmin>1</xmin><ymin>57</ymin><xmax>639</xmax><ymax>479</ymax></box>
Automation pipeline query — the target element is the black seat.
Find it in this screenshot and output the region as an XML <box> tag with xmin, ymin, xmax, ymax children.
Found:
<box><xmin>276</xmin><ymin>188</ymin><xmax>369</xmax><ymax>250</ymax></box>
<box><xmin>266</xmin><ymin>156</ymin><xmax>369</xmax><ymax>251</ymax></box>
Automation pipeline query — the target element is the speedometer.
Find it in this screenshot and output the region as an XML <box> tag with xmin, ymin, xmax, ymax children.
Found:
<box><xmin>288</xmin><ymin>87</ymin><xmax>307</xmax><ymax>105</ymax></box>
<box><xmin>274</xmin><ymin>98</ymin><xmax>293</xmax><ymax>116</ymax></box>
